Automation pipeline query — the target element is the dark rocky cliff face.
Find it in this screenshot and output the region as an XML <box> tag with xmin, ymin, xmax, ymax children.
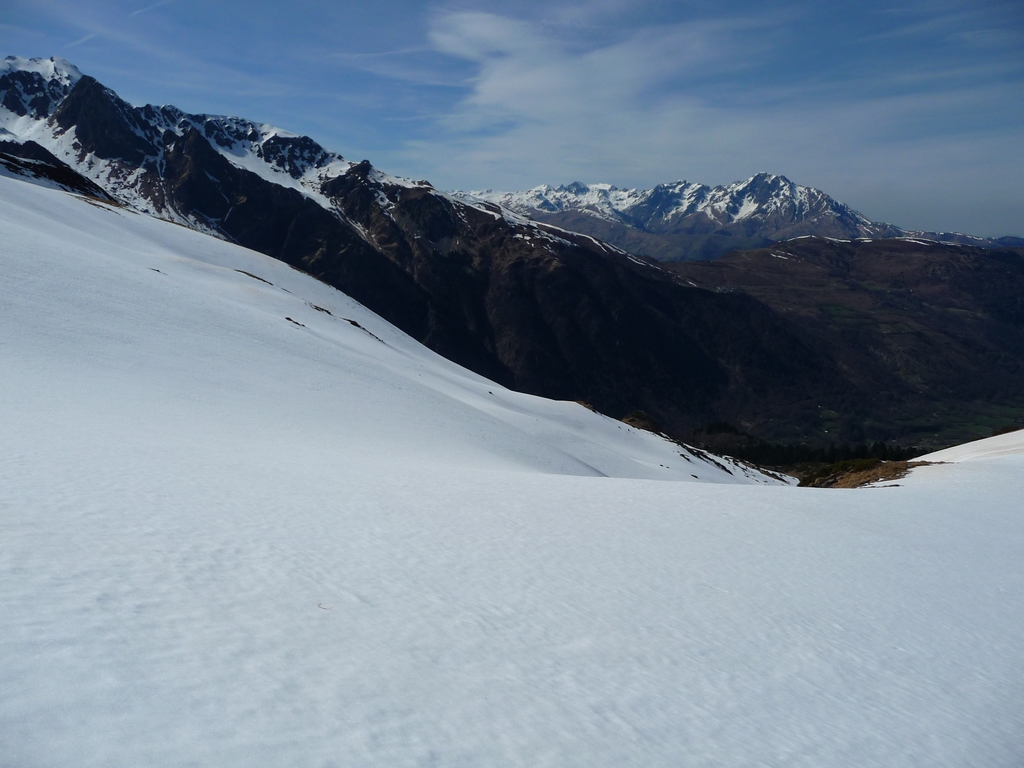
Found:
<box><xmin>51</xmin><ymin>76</ymin><xmax>157</xmax><ymax>164</ymax></box>
<box><xmin>315</xmin><ymin>166</ymin><xmax>845</xmax><ymax>435</ymax></box>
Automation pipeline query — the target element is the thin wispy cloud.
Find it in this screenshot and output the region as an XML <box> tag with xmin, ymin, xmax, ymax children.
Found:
<box><xmin>327</xmin><ymin>49</ymin><xmax>470</xmax><ymax>89</ymax></box>
<box><xmin>130</xmin><ymin>0</ymin><xmax>174</xmax><ymax>18</ymax></box>
<box><xmin>330</xmin><ymin>47</ymin><xmax>428</xmax><ymax>60</ymax></box>
<box><xmin>65</xmin><ymin>32</ymin><xmax>99</xmax><ymax>49</ymax></box>
<box><xmin>419</xmin><ymin>11</ymin><xmax>785</xmax><ymax>145</ymax></box>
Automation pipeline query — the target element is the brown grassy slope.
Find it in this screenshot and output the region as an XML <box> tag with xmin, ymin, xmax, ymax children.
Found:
<box><xmin>666</xmin><ymin>238</ymin><xmax>1024</xmax><ymax>448</ymax></box>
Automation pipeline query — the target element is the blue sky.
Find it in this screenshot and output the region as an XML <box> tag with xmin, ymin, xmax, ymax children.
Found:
<box><xmin>3</xmin><ymin>0</ymin><xmax>1022</xmax><ymax>235</ymax></box>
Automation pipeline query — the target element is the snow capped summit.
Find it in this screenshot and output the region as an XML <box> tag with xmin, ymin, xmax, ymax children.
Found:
<box><xmin>0</xmin><ymin>55</ymin><xmax>82</xmax><ymax>88</ymax></box>
<box><xmin>473</xmin><ymin>181</ymin><xmax>648</xmax><ymax>222</ymax></box>
<box><xmin>0</xmin><ymin>55</ymin><xmax>532</xmax><ymax>236</ymax></box>
<box><xmin>0</xmin><ymin>56</ymin><xmax>455</xmax><ymax>233</ymax></box>
<box><xmin>0</xmin><ymin>56</ymin><xmax>83</xmax><ymax>134</ymax></box>
<box><xmin>477</xmin><ymin>172</ymin><xmax>888</xmax><ymax>231</ymax></box>
<box><xmin>473</xmin><ymin>172</ymin><xmax>905</xmax><ymax>260</ymax></box>
<box><xmin>647</xmin><ymin>172</ymin><xmax>881</xmax><ymax>231</ymax></box>
<box><xmin>0</xmin><ymin>56</ymin><xmax>345</xmax><ymax>216</ymax></box>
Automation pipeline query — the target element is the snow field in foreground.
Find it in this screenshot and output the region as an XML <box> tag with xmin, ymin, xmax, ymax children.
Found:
<box><xmin>2</xmin><ymin>175</ymin><xmax>1023</xmax><ymax>766</ymax></box>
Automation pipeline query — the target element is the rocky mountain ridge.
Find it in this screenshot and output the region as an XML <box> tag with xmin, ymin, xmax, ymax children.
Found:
<box><xmin>471</xmin><ymin>178</ymin><xmax>1021</xmax><ymax>260</ymax></box>
<box><xmin>2</xmin><ymin>55</ymin><xmax>867</xmax><ymax>444</ymax></box>
<box><xmin>3</xmin><ymin>55</ymin><xmax>1022</xmax><ymax>448</ymax></box>
<box><xmin>471</xmin><ymin>175</ymin><xmax>895</xmax><ymax>235</ymax></box>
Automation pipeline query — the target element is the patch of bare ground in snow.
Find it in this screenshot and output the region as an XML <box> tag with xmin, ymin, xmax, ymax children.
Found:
<box><xmin>805</xmin><ymin>458</ymin><xmax>937</xmax><ymax>488</ymax></box>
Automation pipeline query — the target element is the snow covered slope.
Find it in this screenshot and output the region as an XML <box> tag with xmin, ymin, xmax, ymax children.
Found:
<box><xmin>0</xmin><ymin>173</ymin><xmax>759</xmax><ymax>483</ymax></box>
<box><xmin>3</xmin><ymin>173</ymin><xmax>1024</xmax><ymax>766</ymax></box>
<box><xmin>920</xmin><ymin>428</ymin><xmax>1024</xmax><ymax>463</ymax></box>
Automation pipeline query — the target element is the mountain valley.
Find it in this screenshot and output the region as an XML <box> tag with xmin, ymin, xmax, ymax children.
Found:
<box><xmin>2</xmin><ymin>55</ymin><xmax>1022</xmax><ymax>450</ymax></box>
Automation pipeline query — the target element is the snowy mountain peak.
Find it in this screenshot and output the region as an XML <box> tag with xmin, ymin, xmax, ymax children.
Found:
<box><xmin>0</xmin><ymin>57</ymin><xmax>462</xmax><ymax>228</ymax></box>
<box><xmin>474</xmin><ymin>173</ymin><xmax>905</xmax><ymax>256</ymax></box>
<box><xmin>183</xmin><ymin>113</ymin><xmax>348</xmax><ymax>181</ymax></box>
<box><xmin>1</xmin><ymin>55</ymin><xmax>83</xmax><ymax>87</ymax></box>
<box><xmin>0</xmin><ymin>56</ymin><xmax>83</xmax><ymax>127</ymax></box>
<box><xmin>481</xmin><ymin>172</ymin><xmax>848</xmax><ymax>225</ymax></box>
<box><xmin>562</xmin><ymin>180</ymin><xmax>593</xmax><ymax>195</ymax></box>
<box><xmin>472</xmin><ymin>181</ymin><xmax>650</xmax><ymax>223</ymax></box>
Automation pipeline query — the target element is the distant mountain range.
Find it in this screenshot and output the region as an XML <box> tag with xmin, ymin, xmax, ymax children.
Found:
<box><xmin>3</xmin><ymin>55</ymin><xmax>1022</xmax><ymax>448</ymax></box>
<box><xmin>471</xmin><ymin>178</ymin><xmax>1023</xmax><ymax>260</ymax></box>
